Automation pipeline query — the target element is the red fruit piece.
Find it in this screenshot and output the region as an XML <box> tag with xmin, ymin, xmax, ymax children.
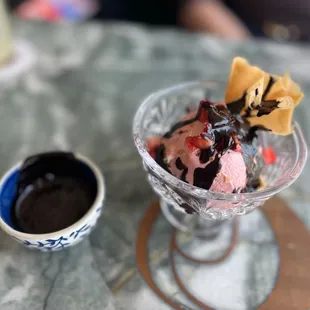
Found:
<box><xmin>262</xmin><ymin>147</ymin><xmax>277</xmax><ymax>165</ymax></box>
<box><xmin>185</xmin><ymin>136</ymin><xmax>212</xmax><ymax>150</ymax></box>
<box><xmin>147</xmin><ymin>137</ymin><xmax>161</xmax><ymax>158</ymax></box>
<box><xmin>198</xmin><ymin>108</ymin><xmax>208</xmax><ymax>123</ymax></box>
<box><xmin>185</xmin><ymin>137</ymin><xmax>199</xmax><ymax>153</ymax></box>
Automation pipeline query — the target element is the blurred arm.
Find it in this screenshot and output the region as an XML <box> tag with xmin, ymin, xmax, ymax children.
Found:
<box><xmin>179</xmin><ymin>0</ymin><xmax>251</xmax><ymax>40</ymax></box>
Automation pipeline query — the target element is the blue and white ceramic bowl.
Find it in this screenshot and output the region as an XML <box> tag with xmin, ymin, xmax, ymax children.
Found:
<box><xmin>0</xmin><ymin>153</ymin><xmax>105</xmax><ymax>252</ymax></box>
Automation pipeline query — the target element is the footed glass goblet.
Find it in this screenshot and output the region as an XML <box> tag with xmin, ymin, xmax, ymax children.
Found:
<box><xmin>133</xmin><ymin>81</ymin><xmax>307</xmax><ymax>237</ymax></box>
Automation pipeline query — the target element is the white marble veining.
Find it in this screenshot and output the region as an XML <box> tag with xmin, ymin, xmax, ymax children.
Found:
<box><xmin>0</xmin><ymin>19</ymin><xmax>309</xmax><ymax>309</ymax></box>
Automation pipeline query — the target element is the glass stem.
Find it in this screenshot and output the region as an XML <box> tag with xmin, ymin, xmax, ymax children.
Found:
<box><xmin>160</xmin><ymin>199</ymin><xmax>229</xmax><ymax>238</ymax></box>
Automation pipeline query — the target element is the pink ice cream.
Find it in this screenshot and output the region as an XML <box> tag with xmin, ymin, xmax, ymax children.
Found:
<box><xmin>148</xmin><ymin>100</ymin><xmax>261</xmax><ymax>194</ymax></box>
<box><xmin>210</xmin><ymin>150</ymin><xmax>246</xmax><ymax>192</ymax></box>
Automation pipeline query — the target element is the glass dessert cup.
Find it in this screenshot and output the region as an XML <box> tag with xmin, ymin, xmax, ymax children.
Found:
<box><xmin>133</xmin><ymin>81</ymin><xmax>308</xmax><ymax>238</ymax></box>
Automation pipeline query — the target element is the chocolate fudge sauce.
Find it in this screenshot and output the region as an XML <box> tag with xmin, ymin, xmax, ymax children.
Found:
<box><xmin>153</xmin><ymin>100</ymin><xmax>263</xmax><ymax>193</ymax></box>
<box><xmin>11</xmin><ymin>152</ymin><xmax>97</xmax><ymax>234</ymax></box>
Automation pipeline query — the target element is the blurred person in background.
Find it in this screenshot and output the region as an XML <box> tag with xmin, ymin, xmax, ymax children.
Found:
<box><xmin>8</xmin><ymin>0</ymin><xmax>310</xmax><ymax>42</ymax></box>
<box><xmin>8</xmin><ymin>0</ymin><xmax>99</xmax><ymax>21</ymax></box>
<box><xmin>179</xmin><ymin>0</ymin><xmax>309</xmax><ymax>41</ymax></box>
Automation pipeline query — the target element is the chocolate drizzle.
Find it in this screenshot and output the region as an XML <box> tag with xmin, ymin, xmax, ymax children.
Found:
<box><xmin>227</xmin><ymin>93</ymin><xmax>246</xmax><ymax>114</ymax></box>
<box><xmin>196</xmin><ymin>101</ymin><xmax>240</xmax><ymax>163</ymax></box>
<box><xmin>193</xmin><ymin>156</ymin><xmax>221</xmax><ymax>190</ymax></box>
<box><xmin>199</xmin><ymin>149</ymin><xmax>213</xmax><ymax>164</ymax></box>
<box><xmin>151</xmin><ymin>99</ymin><xmax>264</xmax><ymax>196</ymax></box>
<box><xmin>227</xmin><ymin>75</ymin><xmax>279</xmax><ymax>118</ymax></box>
<box><xmin>154</xmin><ymin>144</ymin><xmax>170</xmax><ymax>172</ymax></box>
<box><xmin>253</xmin><ymin>76</ymin><xmax>278</xmax><ymax>117</ymax></box>
<box><xmin>163</xmin><ymin>117</ymin><xmax>196</xmax><ymax>139</ymax></box>
<box><xmin>175</xmin><ymin>157</ymin><xmax>188</xmax><ymax>182</ymax></box>
<box><xmin>263</xmin><ymin>76</ymin><xmax>275</xmax><ymax>99</ymax></box>
<box><xmin>256</xmin><ymin>100</ymin><xmax>281</xmax><ymax>117</ymax></box>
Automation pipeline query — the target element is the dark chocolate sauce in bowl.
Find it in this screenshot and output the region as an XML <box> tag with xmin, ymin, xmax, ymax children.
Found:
<box><xmin>11</xmin><ymin>152</ymin><xmax>98</xmax><ymax>234</ymax></box>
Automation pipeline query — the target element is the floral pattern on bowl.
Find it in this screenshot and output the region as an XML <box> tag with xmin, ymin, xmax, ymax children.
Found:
<box><xmin>0</xmin><ymin>153</ymin><xmax>105</xmax><ymax>252</ymax></box>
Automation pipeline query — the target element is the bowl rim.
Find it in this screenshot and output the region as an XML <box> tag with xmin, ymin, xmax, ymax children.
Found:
<box><xmin>133</xmin><ymin>81</ymin><xmax>308</xmax><ymax>202</ymax></box>
<box><xmin>0</xmin><ymin>153</ymin><xmax>105</xmax><ymax>240</ymax></box>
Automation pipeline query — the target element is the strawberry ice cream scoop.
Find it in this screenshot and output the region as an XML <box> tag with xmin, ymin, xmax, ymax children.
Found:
<box><xmin>148</xmin><ymin>100</ymin><xmax>264</xmax><ymax>193</ymax></box>
<box><xmin>209</xmin><ymin>150</ymin><xmax>247</xmax><ymax>193</ymax></box>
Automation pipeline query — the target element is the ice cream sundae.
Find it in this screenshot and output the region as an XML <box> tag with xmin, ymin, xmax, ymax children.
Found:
<box><xmin>147</xmin><ymin>57</ymin><xmax>303</xmax><ymax>194</ymax></box>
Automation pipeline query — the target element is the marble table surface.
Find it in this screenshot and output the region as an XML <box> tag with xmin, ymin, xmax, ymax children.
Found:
<box><xmin>0</xmin><ymin>19</ymin><xmax>310</xmax><ymax>310</ymax></box>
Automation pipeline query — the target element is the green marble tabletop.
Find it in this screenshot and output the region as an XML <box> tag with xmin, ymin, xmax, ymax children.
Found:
<box><xmin>0</xmin><ymin>20</ymin><xmax>309</xmax><ymax>310</ymax></box>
